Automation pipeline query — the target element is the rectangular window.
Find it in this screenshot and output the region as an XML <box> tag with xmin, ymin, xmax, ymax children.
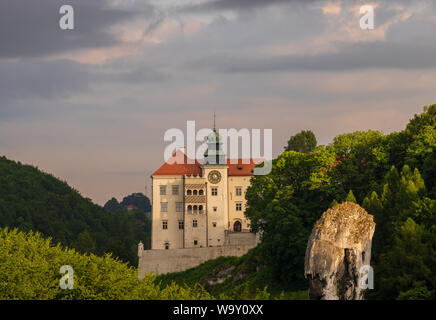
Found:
<box><xmin>161</xmin><ymin>202</ymin><xmax>168</xmax><ymax>212</ymax></box>
<box><xmin>172</xmin><ymin>185</ymin><xmax>179</xmax><ymax>195</ymax></box>
<box><xmin>235</xmin><ymin>187</ymin><xmax>242</xmax><ymax>196</ymax></box>
<box><xmin>194</xmin><ymin>240</ymin><xmax>198</xmax><ymax>246</ymax></box>
<box><xmin>178</xmin><ymin>221</ymin><xmax>184</xmax><ymax>230</ymax></box>
<box><xmin>211</xmin><ymin>187</ymin><xmax>218</xmax><ymax>196</ymax></box>
<box><xmin>236</xmin><ymin>203</ymin><xmax>242</xmax><ymax>211</ymax></box>
<box><xmin>176</xmin><ymin>202</ymin><xmax>183</xmax><ymax>212</ymax></box>
<box><xmin>193</xmin><ymin>220</ymin><xmax>198</xmax><ymax>228</ymax></box>
<box><xmin>160</xmin><ymin>185</ymin><xmax>166</xmax><ymax>195</ymax></box>
<box><xmin>162</xmin><ymin>220</ymin><xmax>168</xmax><ymax>230</ymax></box>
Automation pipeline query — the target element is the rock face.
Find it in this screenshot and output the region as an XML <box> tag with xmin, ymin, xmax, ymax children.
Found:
<box><xmin>304</xmin><ymin>202</ymin><xmax>375</xmax><ymax>300</ymax></box>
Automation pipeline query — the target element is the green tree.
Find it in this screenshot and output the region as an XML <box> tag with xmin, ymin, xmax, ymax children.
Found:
<box><xmin>371</xmin><ymin>218</ymin><xmax>436</xmax><ymax>300</ymax></box>
<box><xmin>284</xmin><ymin>130</ymin><xmax>317</xmax><ymax>154</ymax></box>
<box><xmin>345</xmin><ymin>190</ymin><xmax>357</xmax><ymax>203</ymax></box>
<box><xmin>245</xmin><ymin>148</ymin><xmax>337</xmax><ymax>288</ymax></box>
<box><xmin>0</xmin><ymin>228</ymin><xmax>212</xmax><ymax>300</ymax></box>
<box><xmin>73</xmin><ymin>230</ymin><xmax>96</xmax><ymax>253</ymax></box>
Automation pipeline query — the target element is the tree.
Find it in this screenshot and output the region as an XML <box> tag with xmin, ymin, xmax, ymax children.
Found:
<box><xmin>345</xmin><ymin>190</ymin><xmax>357</xmax><ymax>203</ymax></box>
<box><xmin>245</xmin><ymin>148</ymin><xmax>337</xmax><ymax>287</ymax></box>
<box><xmin>284</xmin><ymin>130</ymin><xmax>317</xmax><ymax>154</ymax></box>
<box><xmin>371</xmin><ymin>218</ymin><xmax>436</xmax><ymax>300</ymax></box>
<box><xmin>73</xmin><ymin>230</ymin><xmax>96</xmax><ymax>253</ymax></box>
<box><xmin>104</xmin><ymin>197</ymin><xmax>122</xmax><ymax>212</ymax></box>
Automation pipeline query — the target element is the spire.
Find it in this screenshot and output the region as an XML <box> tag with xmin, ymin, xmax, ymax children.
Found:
<box><xmin>213</xmin><ymin>112</ymin><xmax>216</xmax><ymax>132</ymax></box>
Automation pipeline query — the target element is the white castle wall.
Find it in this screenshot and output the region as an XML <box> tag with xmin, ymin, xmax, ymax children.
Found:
<box><xmin>138</xmin><ymin>233</ymin><xmax>258</xmax><ymax>277</ymax></box>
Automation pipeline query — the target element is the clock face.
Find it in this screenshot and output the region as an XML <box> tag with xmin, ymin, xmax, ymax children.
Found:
<box><xmin>208</xmin><ymin>170</ymin><xmax>222</xmax><ymax>184</ymax></box>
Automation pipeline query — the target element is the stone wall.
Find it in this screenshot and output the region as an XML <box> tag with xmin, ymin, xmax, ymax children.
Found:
<box><xmin>138</xmin><ymin>241</ymin><xmax>256</xmax><ymax>277</ymax></box>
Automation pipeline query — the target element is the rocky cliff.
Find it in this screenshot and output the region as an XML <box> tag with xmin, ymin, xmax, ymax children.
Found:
<box><xmin>304</xmin><ymin>202</ymin><xmax>375</xmax><ymax>300</ymax></box>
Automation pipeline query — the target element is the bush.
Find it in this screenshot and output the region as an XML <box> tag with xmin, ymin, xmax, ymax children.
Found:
<box><xmin>0</xmin><ymin>228</ymin><xmax>212</xmax><ymax>300</ymax></box>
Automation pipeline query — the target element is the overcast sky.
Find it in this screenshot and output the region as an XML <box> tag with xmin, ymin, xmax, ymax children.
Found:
<box><xmin>1</xmin><ymin>0</ymin><xmax>436</xmax><ymax>205</ymax></box>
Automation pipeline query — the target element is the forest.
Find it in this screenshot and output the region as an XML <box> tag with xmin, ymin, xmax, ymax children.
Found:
<box><xmin>0</xmin><ymin>104</ymin><xmax>434</xmax><ymax>300</ymax></box>
<box><xmin>0</xmin><ymin>158</ymin><xmax>151</xmax><ymax>267</ymax></box>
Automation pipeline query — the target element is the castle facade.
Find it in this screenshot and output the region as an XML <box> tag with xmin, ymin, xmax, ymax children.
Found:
<box><xmin>150</xmin><ymin>128</ymin><xmax>257</xmax><ymax>250</ymax></box>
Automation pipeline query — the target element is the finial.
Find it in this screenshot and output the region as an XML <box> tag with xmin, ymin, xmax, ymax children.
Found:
<box><xmin>213</xmin><ymin>112</ymin><xmax>216</xmax><ymax>132</ymax></box>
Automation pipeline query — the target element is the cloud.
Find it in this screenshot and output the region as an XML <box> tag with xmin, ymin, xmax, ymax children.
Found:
<box><xmin>0</xmin><ymin>59</ymin><xmax>88</xmax><ymax>104</ymax></box>
<box><xmin>0</xmin><ymin>0</ymin><xmax>143</xmax><ymax>58</ymax></box>
<box><xmin>181</xmin><ymin>0</ymin><xmax>310</xmax><ymax>12</ymax></box>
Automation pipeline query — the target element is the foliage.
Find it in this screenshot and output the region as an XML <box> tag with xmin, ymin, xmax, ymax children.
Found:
<box><xmin>246</xmin><ymin>147</ymin><xmax>337</xmax><ymax>287</ymax></box>
<box><xmin>156</xmin><ymin>252</ymin><xmax>307</xmax><ymax>300</ymax></box>
<box><xmin>104</xmin><ymin>193</ymin><xmax>151</xmax><ymax>213</ymax></box>
<box><xmin>284</xmin><ymin>130</ymin><xmax>317</xmax><ymax>154</ymax></box>
<box><xmin>345</xmin><ymin>190</ymin><xmax>357</xmax><ymax>203</ymax></box>
<box><xmin>368</xmin><ymin>219</ymin><xmax>436</xmax><ymax>300</ymax></box>
<box><xmin>0</xmin><ymin>156</ymin><xmax>151</xmax><ymax>266</ymax></box>
<box><xmin>245</xmin><ymin>105</ymin><xmax>436</xmax><ymax>299</ymax></box>
<box><xmin>0</xmin><ymin>228</ymin><xmax>212</xmax><ymax>300</ymax></box>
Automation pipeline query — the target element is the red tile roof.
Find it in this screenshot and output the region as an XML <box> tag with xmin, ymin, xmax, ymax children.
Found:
<box><xmin>227</xmin><ymin>159</ymin><xmax>259</xmax><ymax>176</ymax></box>
<box><xmin>152</xmin><ymin>150</ymin><xmax>262</xmax><ymax>177</ymax></box>
<box><xmin>152</xmin><ymin>150</ymin><xmax>202</xmax><ymax>176</ymax></box>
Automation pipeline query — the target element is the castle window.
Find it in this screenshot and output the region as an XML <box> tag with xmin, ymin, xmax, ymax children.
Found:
<box><xmin>235</xmin><ymin>187</ymin><xmax>242</xmax><ymax>196</ymax></box>
<box><xmin>172</xmin><ymin>185</ymin><xmax>179</xmax><ymax>195</ymax></box>
<box><xmin>161</xmin><ymin>202</ymin><xmax>168</xmax><ymax>212</ymax></box>
<box><xmin>199</xmin><ymin>205</ymin><xmax>203</xmax><ymax>213</ymax></box>
<box><xmin>164</xmin><ymin>241</ymin><xmax>169</xmax><ymax>250</ymax></box>
<box><xmin>193</xmin><ymin>190</ymin><xmax>198</xmax><ymax>195</ymax></box>
<box><xmin>212</xmin><ymin>222</ymin><xmax>217</xmax><ymax>227</ymax></box>
<box><xmin>213</xmin><ymin>207</ymin><xmax>217</xmax><ymax>212</ymax></box>
<box><xmin>199</xmin><ymin>189</ymin><xmax>204</xmax><ymax>195</ymax></box>
<box><xmin>236</xmin><ymin>203</ymin><xmax>242</xmax><ymax>211</ymax></box>
<box><xmin>187</xmin><ymin>205</ymin><xmax>192</xmax><ymax>213</ymax></box>
<box><xmin>162</xmin><ymin>220</ymin><xmax>168</xmax><ymax>230</ymax></box>
<box><xmin>176</xmin><ymin>202</ymin><xmax>183</xmax><ymax>212</ymax></box>
<box><xmin>193</xmin><ymin>205</ymin><xmax>198</xmax><ymax>213</ymax></box>
<box><xmin>211</xmin><ymin>187</ymin><xmax>218</xmax><ymax>196</ymax></box>
<box><xmin>178</xmin><ymin>221</ymin><xmax>184</xmax><ymax>230</ymax></box>
<box><xmin>194</xmin><ymin>240</ymin><xmax>198</xmax><ymax>246</ymax></box>
<box><xmin>187</xmin><ymin>189</ymin><xmax>192</xmax><ymax>195</ymax></box>
<box><xmin>160</xmin><ymin>185</ymin><xmax>166</xmax><ymax>195</ymax></box>
<box><xmin>193</xmin><ymin>220</ymin><xmax>198</xmax><ymax>228</ymax></box>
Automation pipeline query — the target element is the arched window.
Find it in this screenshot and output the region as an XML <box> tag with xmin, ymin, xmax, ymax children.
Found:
<box><xmin>199</xmin><ymin>190</ymin><xmax>204</xmax><ymax>195</ymax></box>
<box><xmin>187</xmin><ymin>190</ymin><xmax>192</xmax><ymax>195</ymax></box>
<box><xmin>233</xmin><ymin>221</ymin><xmax>242</xmax><ymax>232</ymax></box>
<box><xmin>193</xmin><ymin>205</ymin><xmax>198</xmax><ymax>213</ymax></box>
<box><xmin>199</xmin><ymin>205</ymin><xmax>203</xmax><ymax>213</ymax></box>
<box><xmin>193</xmin><ymin>190</ymin><xmax>198</xmax><ymax>195</ymax></box>
<box><xmin>187</xmin><ymin>205</ymin><xmax>192</xmax><ymax>212</ymax></box>
<box><xmin>164</xmin><ymin>242</ymin><xmax>169</xmax><ymax>250</ymax></box>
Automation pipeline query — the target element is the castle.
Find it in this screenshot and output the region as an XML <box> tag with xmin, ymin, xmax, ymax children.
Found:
<box><xmin>138</xmin><ymin>123</ymin><xmax>260</xmax><ymax>276</ymax></box>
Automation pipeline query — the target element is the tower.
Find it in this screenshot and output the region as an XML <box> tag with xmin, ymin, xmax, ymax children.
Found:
<box><xmin>201</xmin><ymin>114</ymin><xmax>229</xmax><ymax>247</ymax></box>
<box><xmin>203</xmin><ymin>113</ymin><xmax>226</xmax><ymax>165</ymax></box>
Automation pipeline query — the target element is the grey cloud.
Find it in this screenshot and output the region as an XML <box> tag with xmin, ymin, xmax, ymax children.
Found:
<box><xmin>186</xmin><ymin>6</ymin><xmax>436</xmax><ymax>73</ymax></box>
<box><xmin>0</xmin><ymin>0</ymin><xmax>145</xmax><ymax>58</ymax></box>
<box><xmin>181</xmin><ymin>0</ymin><xmax>313</xmax><ymax>12</ymax></box>
<box><xmin>190</xmin><ymin>41</ymin><xmax>436</xmax><ymax>73</ymax></box>
<box><xmin>0</xmin><ymin>59</ymin><xmax>88</xmax><ymax>104</ymax></box>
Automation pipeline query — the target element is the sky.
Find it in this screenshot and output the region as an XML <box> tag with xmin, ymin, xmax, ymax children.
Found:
<box><xmin>1</xmin><ymin>0</ymin><xmax>436</xmax><ymax>205</ymax></box>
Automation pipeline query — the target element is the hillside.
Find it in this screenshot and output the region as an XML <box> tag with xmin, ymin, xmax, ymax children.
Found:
<box><xmin>155</xmin><ymin>250</ymin><xmax>307</xmax><ymax>300</ymax></box>
<box><xmin>0</xmin><ymin>227</ymin><xmax>211</xmax><ymax>300</ymax></box>
<box><xmin>0</xmin><ymin>156</ymin><xmax>150</xmax><ymax>266</ymax></box>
